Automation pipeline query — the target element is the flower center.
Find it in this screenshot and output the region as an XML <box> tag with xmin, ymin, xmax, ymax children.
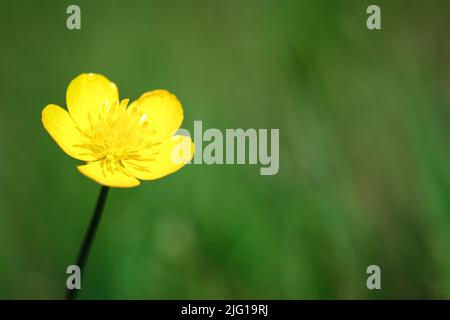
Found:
<box><xmin>76</xmin><ymin>99</ymin><xmax>158</xmax><ymax>166</ymax></box>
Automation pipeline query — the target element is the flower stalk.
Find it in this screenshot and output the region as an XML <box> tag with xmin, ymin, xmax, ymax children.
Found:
<box><xmin>66</xmin><ymin>186</ymin><xmax>110</xmax><ymax>300</ymax></box>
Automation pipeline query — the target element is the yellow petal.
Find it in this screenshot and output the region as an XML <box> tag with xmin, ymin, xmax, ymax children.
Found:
<box><xmin>77</xmin><ymin>161</ymin><xmax>140</xmax><ymax>188</ymax></box>
<box><xmin>124</xmin><ymin>135</ymin><xmax>194</xmax><ymax>180</ymax></box>
<box><xmin>42</xmin><ymin>104</ymin><xmax>96</xmax><ymax>161</ymax></box>
<box><xmin>66</xmin><ymin>73</ymin><xmax>119</xmax><ymax>130</ymax></box>
<box><xmin>127</xmin><ymin>90</ymin><xmax>183</xmax><ymax>141</ymax></box>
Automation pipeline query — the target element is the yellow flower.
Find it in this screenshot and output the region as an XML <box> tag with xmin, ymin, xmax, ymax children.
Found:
<box><xmin>42</xmin><ymin>73</ymin><xmax>194</xmax><ymax>188</ymax></box>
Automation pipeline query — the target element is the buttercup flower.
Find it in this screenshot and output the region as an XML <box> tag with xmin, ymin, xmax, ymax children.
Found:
<box><xmin>42</xmin><ymin>73</ymin><xmax>194</xmax><ymax>188</ymax></box>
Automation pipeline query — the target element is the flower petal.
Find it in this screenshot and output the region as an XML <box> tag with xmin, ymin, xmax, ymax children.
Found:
<box><xmin>124</xmin><ymin>135</ymin><xmax>194</xmax><ymax>180</ymax></box>
<box><xmin>42</xmin><ymin>104</ymin><xmax>96</xmax><ymax>161</ymax></box>
<box><xmin>77</xmin><ymin>161</ymin><xmax>140</xmax><ymax>188</ymax></box>
<box><xmin>66</xmin><ymin>73</ymin><xmax>119</xmax><ymax>130</ymax></box>
<box><xmin>128</xmin><ymin>90</ymin><xmax>183</xmax><ymax>141</ymax></box>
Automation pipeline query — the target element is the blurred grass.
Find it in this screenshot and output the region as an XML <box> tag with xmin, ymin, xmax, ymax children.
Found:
<box><xmin>0</xmin><ymin>0</ymin><xmax>449</xmax><ymax>299</ymax></box>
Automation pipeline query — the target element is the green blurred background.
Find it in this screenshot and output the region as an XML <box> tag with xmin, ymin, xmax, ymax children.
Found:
<box><xmin>1</xmin><ymin>0</ymin><xmax>449</xmax><ymax>299</ymax></box>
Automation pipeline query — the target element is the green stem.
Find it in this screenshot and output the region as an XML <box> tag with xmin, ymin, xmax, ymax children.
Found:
<box><xmin>66</xmin><ymin>186</ymin><xmax>110</xmax><ymax>300</ymax></box>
